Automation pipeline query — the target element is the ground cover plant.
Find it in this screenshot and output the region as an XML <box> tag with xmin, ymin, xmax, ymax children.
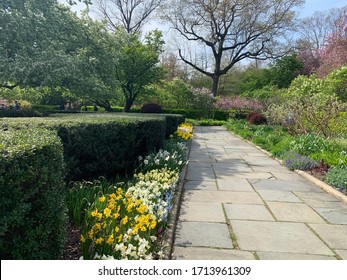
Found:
<box><xmin>67</xmin><ymin>122</ymin><xmax>193</xmax><ymax>260</ymax></box>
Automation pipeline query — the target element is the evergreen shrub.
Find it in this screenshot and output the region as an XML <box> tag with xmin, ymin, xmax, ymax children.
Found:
<box><xmin>1</xmin><ymin>115</ymin><xmax>166</xmax><ymax>181</ymax></box>
<box><xmin>0</xmin><ymin>129</ymin><xmax>67</xmax><ymax>259</ymax></box>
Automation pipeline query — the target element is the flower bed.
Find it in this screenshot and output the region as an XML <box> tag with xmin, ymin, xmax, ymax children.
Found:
<box><xmin>75</xmin><ymin>123</ymin><xmax>193</xmax><ymax>260</ymax></box>
<box><xmin>225</xmin><ymin>119</ymin><xmax>347</xmax><ymax>195</ymax></box>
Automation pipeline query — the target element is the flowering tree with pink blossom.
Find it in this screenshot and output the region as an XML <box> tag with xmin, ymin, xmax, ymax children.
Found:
<box><xmin>215</xmin><ymin>96</ymin><xmax>264</xmax><ymax>112</ymax></box>
<box><xmin>317</xmin><ymin>10</ymin><xmax>347</xmax><ymax>77</ymax></box>
<box><xmin>298</xmin><ymin>8</ymin><xmax>347</xmax><ymax>77</ymax></box>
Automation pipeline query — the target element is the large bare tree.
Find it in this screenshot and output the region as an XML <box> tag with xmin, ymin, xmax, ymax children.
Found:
<box><xmin>161</xmin><ymin>0</ymin><xmax>304</xmax><ymax>96</ymax></box>
<box><xmin>96</xmin><ymin>0</ymin><xmax>163</xmax><ymax>33</ymax></box>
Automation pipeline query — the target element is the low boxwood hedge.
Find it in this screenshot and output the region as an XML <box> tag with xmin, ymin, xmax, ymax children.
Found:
<box><xmin>0</xmin><ymin>129</ymin><xmax>67</xmax><ymax>259</ymax></box>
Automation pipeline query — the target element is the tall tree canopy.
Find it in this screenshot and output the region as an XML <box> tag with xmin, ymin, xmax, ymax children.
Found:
<box><xmin>0</xmin><ymin>0</ymin><xmax>83</xmax><ymax>90</ymax></box>
<box><xmin>161</xmin><ymin>0</ymin><xmax>304</xmax><ymax>96</ymax></box>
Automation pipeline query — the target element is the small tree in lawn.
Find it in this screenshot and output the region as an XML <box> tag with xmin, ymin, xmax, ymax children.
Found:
<box><xmin>112</xmin><ymin>29</ymin><xmax>165</xmax><ymax>112</ymax></box>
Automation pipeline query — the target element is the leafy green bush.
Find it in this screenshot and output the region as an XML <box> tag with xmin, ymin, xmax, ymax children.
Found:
<box><xmin>325</xmin><ymin>167</ymin><xmax>347</xmax><ymax>193</ymax></box>
<box><xmin>0</xmin><ymin>129</ymin><xmax>67</xmax><ymax>259</ymax></box>
<box><xmin>266</xmin><ymin>71</ymin><xmax>347</xmax><ymax>137</ymax></box>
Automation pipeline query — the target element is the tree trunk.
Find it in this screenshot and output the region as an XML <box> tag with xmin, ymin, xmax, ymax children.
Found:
<box><xmin>211</xmin><ymin>75</ymin><xmax>220</xmax><ymax>97</ymax></box>
<box><xmin>124</xmin><ymin>98</ymin><xmax>133</xmax><ymax>112</ymax></box>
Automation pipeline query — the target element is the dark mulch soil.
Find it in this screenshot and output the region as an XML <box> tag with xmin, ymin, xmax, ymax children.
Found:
<box><xmin>63</xmin><ymin>221</ymin><xmax>82</xmax><ymax>260</ymax></box>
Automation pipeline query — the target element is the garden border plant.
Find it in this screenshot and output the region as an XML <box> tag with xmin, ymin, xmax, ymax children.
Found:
<box><xmin>224</xmin><ymin>119</ymin><xmax>347</xmax><ymax>198</ymax></box>
<box><xmin>74</xmin><ymin>122</ymin><xmax>193</xmax><ymax>260</ymax></box>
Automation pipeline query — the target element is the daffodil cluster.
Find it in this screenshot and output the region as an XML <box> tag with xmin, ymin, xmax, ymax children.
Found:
<box><xmin>171</xmin><ymin>122</ymin><xmax>194</xmax><ymax>141</ymax></box>
<box><xmin>80</xmin><ymin>188</ymin><xmax>160</xmax><ymax>260</ymax></box>
<box><xmin>129</xmin><ymin>168</ymin><xmax>179</xmax><ymax>223</ymax></box>
<box><xmin>79</xmin><ymin>123</ymin><xmax>192</xmax><ymax>260</ymax></box>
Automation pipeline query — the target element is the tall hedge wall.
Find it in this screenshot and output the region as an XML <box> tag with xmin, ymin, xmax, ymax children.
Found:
<box><xmin>1</xmin><ymin>114</ymin><xmax>166</xmax><ymax>181</ymax></box>
<box><xmin>0</xmin><ymin>129</ymin><xmax>67</xmax><ymax>259</ymax></box>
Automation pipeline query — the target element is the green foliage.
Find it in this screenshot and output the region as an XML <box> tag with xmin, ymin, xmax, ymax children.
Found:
<box><xmin>162</xmin><ymin>108</ymin><xmax>229</xmax><ymax>121</ymax></box>
<box><xmin>289</xmin><ymin>134</ymin><xmax>347</xmax><ymax>167</ymax></box>
<box><xmin>0</xmin><ymin>128</ymin><xmax>67</xmax><ymax>259</ymax></box>
<box><xmin>325</xmin><ymin>65</ymin><xmax>347</xmax><ymax>102</ymax></box>
<box><xmin>268</xmin><ymin>55</ymin><xmax>304</xmax><ymax>88</ymax></box>
<box><xmin>1</xmin><ymin>114</ymin><xmax>166</xmax><ymax>181</ymax></box>
<box><xmin>225</xmin><ymin>119</ymin><xmax>294</xmax><ymax>158</ymax></box>
<box><xmin>325</xmin><ymin>168</ymin><xmax>347</xmax><ymax>193</ymax></box>
<box><xmin>111</xmin><ymin>30</ymin><xmax>165</xmax><ymax>112</ymax></box>
<box><xmin>239</xmin><ymin>67</ymin><xmax>271</xmax><ymax>93</ymax></box>
<box><xmin>266</xmin><ymin>71</ymin><xmax>346</xmax><ymax>137</ymax></box>
<box><xmin>187</xmin><ymin>119</ymin><xmax>226</xmax><ymax>126</ymax></box>
<box><xmin>153</xmin><ymin>78</ymin><xmax>195</xmax><ymax>108</ymax></box>
<box><xmin>66</xmin><ymin>179</ymin><xmax>124</xmax><ymax>227</ymax></box>
<box><xmin>0</xmin><ymin>0</ymin><xmax>84</xmax><ymax>89</ymax></box>
<box><xmin>0</xmin><ymin>110</ymin><xmax>45</xmax><ymax>118</ymax></box>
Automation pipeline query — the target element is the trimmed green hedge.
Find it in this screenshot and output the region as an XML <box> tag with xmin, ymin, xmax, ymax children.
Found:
<box><xmin>0</xmin><ymin>129</ymin><xmax>67</xmax><ymax>259</ymax></box>
<box><xmin>161</xmin><ymin>108</ymin><xmax>229</xmax><ymax>121</ymax></box>
<box><xmin>129</xmin><ymin>113</ymin><xmax>185</xmax><ymax>138</ymax></box>
<box><xmin>1</xmin><ymin>114</ymin><xmax>166</xmax><ymax>181</ymax></box>
<box><xmin>0</xmin><ymin>109</ymin><xmax>45</xmax><ymax>118</ymax></box>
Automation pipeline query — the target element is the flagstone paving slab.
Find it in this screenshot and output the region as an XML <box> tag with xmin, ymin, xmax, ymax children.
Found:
<box><xmin>313</xmin><ymin>208</ymin><xmax>347</xmax><ymax>225</ymax></box>
<box><xmin>180</xmin><ymin>201</ymin><xmax>225</xmax><ymax>223</ymax></box>
<box><xmin>294</xmin><ymin>191</ymin><xmax>341</xmax><ymax>201</ymax></box>
<box><xmin>174</xmin><ymin>222</ymin><xmax>233</xmax><ymax>249</ymax></box>
<box><xmin>309</xmin><ymin>224</ymin><xmax>347</xmax><ymax>249</ymax></box>
<box><xmin>217</xmin><ymin>172</ymin><xmax>274</xmax><ymax>179</ymax></box>
<box><xmin>267</xmin><ymin>202</ymin><xmax>326</xmax><ymax>223</ymax></box>
<box><xmin>184</xmin><ymin>190</ymin><xmax>264</xmax><ymax>204</ymax></box>
<box><xmin>297</xmin><ymin>198</ymin><xmax>345</xmax><ymax>209</ymax></box>
<box><xmin>251</xmin><ymin>179</ymin><xmax>321</xmax><ymax>192</ymax></box>
<box><xmin>257</xmin><ymin>190</ymin><xmax>302</xmax><ymax>203</ymax></box>
<box><xmin>184</xmin><ymin>180</ymin><xmax>218</xmax><ymax>191</ymax></box>
<box><xmin>256</xmin><ymin>252</ymin><xmax>337</xmax><ymax>260</ymax></box>
<box><xmin>185</xmin><ymin>170</ymin><xmax>216</xmax><ymax>181</ymax></box>
<box><xmin>270</xmin><ymin>172</ymin><xmax>310</xmax><ymax>181</ymax></box>
<box><xmin>224</xmin><ymin>204</ymin><xmax>274</xmax><ymax>221</ymax></box>
<box><xmin>231</xmin><ymin>220</ymin><xmax>333</xmax><ymax>255</ymax></box>
<box><xmin>216</xmin><ymin>178</ymin><xmax>254</xmax><ymax>192</ymax></box>
<box><xmin>173</xmin><ymin>247</ymin><xmax>255</xmax><ymax>260</ymax></box>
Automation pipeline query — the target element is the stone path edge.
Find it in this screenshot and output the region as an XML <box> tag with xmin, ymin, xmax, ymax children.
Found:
<box><xmin>296</xmin><ymin>170</ymin><xmax>347</xmax><ymax>204</ymax></box>
<box><xmin>162</xmin><ymin>140</ymin><xmax>191</xmax><ymax>260</ymax></box>
<box><xmin>238</xmin><ymin>132</ymin><xmax>347</xmax><ymax>205</ymax></box>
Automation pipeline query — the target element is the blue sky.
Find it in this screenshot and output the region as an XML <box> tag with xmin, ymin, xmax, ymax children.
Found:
<box><xmin>298</xmin><ymin>0</ymin><xmax>347</xmax><ymax>17</ymax></box>
<box><xmin>66</xmin><ymin>0</ymin><xmax>347</xmax><ymax>18</ymax></box>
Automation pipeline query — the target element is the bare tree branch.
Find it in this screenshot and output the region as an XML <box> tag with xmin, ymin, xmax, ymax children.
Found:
<box><xmin>96</xmin><ymin>0</ymin><xmax>163</xmax><ymax>33</ymax></box>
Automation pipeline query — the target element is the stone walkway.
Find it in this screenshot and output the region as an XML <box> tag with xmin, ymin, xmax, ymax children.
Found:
<box><xmin>172</xmin><ymin>126</ymin><xmax>347</xmax><ymax>260</ymax></box>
